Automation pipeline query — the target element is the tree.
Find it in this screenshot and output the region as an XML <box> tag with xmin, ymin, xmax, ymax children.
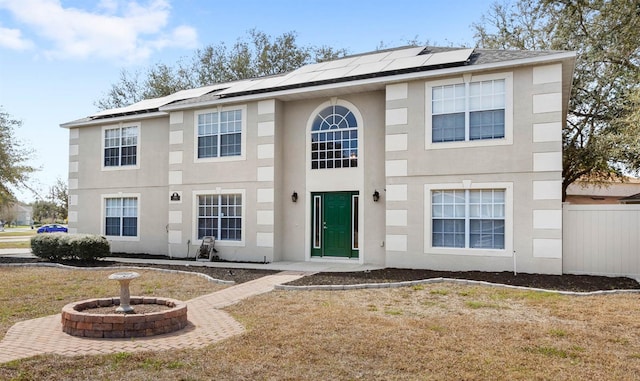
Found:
<box><xmin>31</xmin><ymin>178</ymin><xmax>68</xmax><ymax>223</ymax></box>
<box><xmin>0</xmin><ymin>107</ymin><xmax>36</xmax><ymax>207</ymax></box>
<box><xmin>0</xmin><ymin>203</ymin><xmax>16</xmax><ymax>226</ymax></box>
<box><xmin>48</xmin><ymin>178</ymin><xmax>68</xmax><ymax>221</ymax></box>
<box><xmin>473</xmin><ymin>0</ymin><xmax>640</xmax><ymax>200</ymax></box>
<box><xmin>96</xmin><ymin>30</ymin><xmax>348</xmax><ymax>110</ymax></box>
<box><xmin>32</xmin><ymin>200</ymin><xmax>58</xmax><ymax>224</ymax></box>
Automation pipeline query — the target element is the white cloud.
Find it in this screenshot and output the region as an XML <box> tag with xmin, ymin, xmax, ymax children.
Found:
<box><xmin>0</xmin><ymin>0</ymin><xmax>198</xmax><ymax>63</ymax></box>
<box><xmin>0</xmin><ymin>24</ymin><xmax>34</xmax><ymax>50</ymax></box>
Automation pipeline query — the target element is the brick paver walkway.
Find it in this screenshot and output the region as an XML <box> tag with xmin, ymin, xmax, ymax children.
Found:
<box><xmin>0</xmin><ymin>271</ymin><xmax>306</xmax><ymax>363</ymax></box>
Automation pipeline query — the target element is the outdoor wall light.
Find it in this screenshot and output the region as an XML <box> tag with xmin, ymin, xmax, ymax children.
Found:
<box><xmin>373</xmin><ymin>190</ymin><xmax>380</xmax><ymax>202</ymax></box>
<box><xmin>291</xmin><ymin>191</ymin><xmax>298</xmax><ymax>202</ymax></box>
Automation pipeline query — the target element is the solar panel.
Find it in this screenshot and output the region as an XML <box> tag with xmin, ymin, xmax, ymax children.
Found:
<box><xmin>91</xmin><ymin>84</ymin><xmax>225</xmax><ymax>117</ymax></box>
<box><xmin>381</xmin><ymin>54</ymin><xmax>433</xmax><ymax>72</ymax></box>
<box><xmin>308</xmin><ymin>66</ymin><xmax>358</xmax><ymax>82</ymax></box>
<box><xmin>384</xmin><ymin>46</ymin><xmax>427</xmax><ymax>60</ymax></box>
<box><xmin>212</xmin><ymin>46</ymin><xmax>475</xmax><ymax>97</ymax></box>
<box><xmin>95</xmin><ymin>46</ymin><xmax>476</xmax><ymax>110</ymax></box>
<box><xmin>315</xmin><ymin>56</ymin><xmax>360</xmax><ymax>71</ymax></box>
<box><xmin>350</xmin><ymin>51</ymin><xmax>393</xmax><ymax>65</ymax></box>
<box><xmin>424</xmin><ymin>48</ymin><xmax>474</xmax><ymax>66</ymax></box>
<box><xmin>345</xmin><ymin>60</ymin><xmax>393</xmax><ymax>77</ymax></box>
<box><xmin>292</xmin><ymin>60</ymin><xmax>330</xmax><ymax>74</ymax></box>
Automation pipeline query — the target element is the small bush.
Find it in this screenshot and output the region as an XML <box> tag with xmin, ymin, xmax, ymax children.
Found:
<box><xmin>31</xmin><ymin>233</ymin><xmax>110</xmax><ymax>261</ymax></box>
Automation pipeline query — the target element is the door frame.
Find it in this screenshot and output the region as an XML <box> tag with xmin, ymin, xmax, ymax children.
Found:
<box><xmin>310</xmin><ymin>191</ymin><xmax>359</xmax><ymax>258</ymax></box>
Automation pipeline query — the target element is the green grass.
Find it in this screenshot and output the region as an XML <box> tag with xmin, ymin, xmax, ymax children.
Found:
<box><xmin>549</xmin><ymin>328</ymin><xmax>568</xmax><ymax>337</ymax></box>
<box><xmin>0</xmin><ymin>231</ymin><xmax>36</xmax><ymax>237</ymax></box>
<box><xmin>465</xmin><ymin>300</ymin><xmax>503</xmax><ymax>309</ymax></box>
<box><xmin>0</xmin><ymin>241</ymin><xmax>31</xmax><ymax>249</ymax></box>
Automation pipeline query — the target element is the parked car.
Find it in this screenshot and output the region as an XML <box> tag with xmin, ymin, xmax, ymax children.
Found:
<box><xmin>37</xmin><ymin>224</ymin><xmax>68</xmax><ymax>233</ymax></box>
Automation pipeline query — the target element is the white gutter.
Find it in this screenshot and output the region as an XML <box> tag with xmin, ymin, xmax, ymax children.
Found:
<box><xmin>161</xmin><ymin>51</ymin><xmax>577</xmax><ymax>112</ymax></box>
<box><xmin>60</xmin><ymin>111</ymin><xmax>167</xmax><ymax>129</ymax></box>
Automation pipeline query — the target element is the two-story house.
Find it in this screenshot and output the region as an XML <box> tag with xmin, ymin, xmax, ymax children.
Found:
<box><xmin>61</xmin><ymin>46</ymin><xmax>575</xmax><ymax>274</ymax></box>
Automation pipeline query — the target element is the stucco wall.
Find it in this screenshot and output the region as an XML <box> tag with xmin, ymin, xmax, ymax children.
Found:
<box><xmin>164</xmin><ymin>101</ymin><xmax>275</xmax><ymax>262</ymax></box>
<box><xmin>67</xmin><ymin>62</ymin><xmax>565</xmax><ymax>273</ymax></box>
<box><xmin>384</xmin><ymin>64</ymin><xmax>564</xmax><ymax>274</ymax></box>
<box><xmin>68</xmin><ymin>116</ymin><xmax>171</xmax><ymax>254</ymax></box>
<box><xmin>278</xmin><ymin>92</ymin><xmax>387</xmax><ymax>265</ymax></box>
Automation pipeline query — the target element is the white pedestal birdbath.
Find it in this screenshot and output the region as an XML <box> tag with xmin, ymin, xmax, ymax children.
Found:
<box><xmin>108</xmin><ymin>272</ymin><xmax>140</xmax><ymax>313</ymax></box>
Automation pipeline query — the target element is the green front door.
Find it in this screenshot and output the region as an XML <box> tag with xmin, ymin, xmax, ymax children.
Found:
<box><xmin>311</xmin><ymin>192</ymin><xmax>359</xmax><ymax>258</ymax></box>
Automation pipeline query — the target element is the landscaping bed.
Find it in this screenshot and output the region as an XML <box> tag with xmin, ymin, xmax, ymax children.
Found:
<box><xmin>1</xmin><ymin>256</ymin><xmax>638</xmax><ymax>292</ymax></box>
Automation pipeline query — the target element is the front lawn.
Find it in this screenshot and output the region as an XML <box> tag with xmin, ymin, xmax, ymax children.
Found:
<box><xmin>0</xmin><ymin>267</ymin><xmax>639</xmax><ymax>379</ymax></box>
<box><xmin>0</xmin><ymin>241</ymin><xmax>30</xmax><ymax>249</ymax></box>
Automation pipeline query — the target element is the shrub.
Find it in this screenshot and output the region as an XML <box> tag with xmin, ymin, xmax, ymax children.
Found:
<box><xmin>31</xmin><ymin>233</ymin><xmax>110</xmax><ymax>261</ymax></box>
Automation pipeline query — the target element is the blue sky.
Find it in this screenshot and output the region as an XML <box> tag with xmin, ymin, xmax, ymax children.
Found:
<box><xmin>0</xmin><ymin>0</ymin><xmax>494</xmax><ymax>203</ymax></box>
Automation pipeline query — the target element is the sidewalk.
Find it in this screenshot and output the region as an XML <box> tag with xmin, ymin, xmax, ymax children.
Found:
<box><xmin>0</xmin><ymin>248</ymin><xmax>383</xmax><ymax>272</ymax></box>
<box><xmin>0</xmin><ymin>271</ymin><xmax>306</xmax><ymax>363</ymax></box>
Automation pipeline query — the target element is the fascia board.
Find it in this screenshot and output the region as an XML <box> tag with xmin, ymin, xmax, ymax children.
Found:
<box><xmin>60</xmin><ymin>111</ymin><xmax>167</xmax><ymax>128</ymax></box>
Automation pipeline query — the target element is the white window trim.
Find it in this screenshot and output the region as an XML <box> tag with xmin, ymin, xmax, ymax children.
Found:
<box><xmin>304</xmin><ymin>99</ymin><xmax>365</xmax><ymax>192</ymax></box>
<box><xmin>425</xmin><ymin>72</ymin><xmax>513</xmax><ymax>150</ymax></box>
<box><xmin>192</xmin><ymin>188</ymin><xmax>246</xmax><ymax>247</ymax></box>
<box><xmin>424</xmin><ymin>182</ymin><xmax>513</xmax><ymax>257</ymax></box>
<box><xmin>101</xmin><ymin>123</ymin><xmax>141</xmax><ymax>171</ymax></box>
<box><xmin>193</xmin><ymin>105</ymin><xmax>247</xmax><ymax>163</ymax></box>
<box><xmin>100</xmin><ymin>193</ymin><xmax>141</xmax><ymax>242</ymax></box>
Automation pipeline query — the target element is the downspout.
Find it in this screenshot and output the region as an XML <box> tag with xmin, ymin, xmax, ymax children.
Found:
<box><xmin>166</xmin><ymin>224</ymin><xmax>172</xmax><ymax>259</ymax></box>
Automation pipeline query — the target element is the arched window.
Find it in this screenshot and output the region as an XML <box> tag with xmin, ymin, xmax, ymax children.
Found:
<box><xmin>310</xmin><ymin>105</ymin><xmax>358</xmax><ymax>169</ymax></box>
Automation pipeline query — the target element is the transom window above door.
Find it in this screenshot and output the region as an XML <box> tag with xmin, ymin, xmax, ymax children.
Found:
<box><xmin>311</xmin><ymin>105</ymin><xmax>358</xmax><ymax>169</ymax></box>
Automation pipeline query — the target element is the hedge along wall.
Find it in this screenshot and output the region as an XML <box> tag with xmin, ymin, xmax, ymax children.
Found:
<box><xmin>31</xmin><ymin>233</ymin><xmax>110</xmax><ymax>261</ymax></box>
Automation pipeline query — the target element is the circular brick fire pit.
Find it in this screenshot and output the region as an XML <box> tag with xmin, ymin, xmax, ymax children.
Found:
<box><xmin>61</xmin><ymin>297</ymin><xmax>188</xmax><ymax>338</ymax></box>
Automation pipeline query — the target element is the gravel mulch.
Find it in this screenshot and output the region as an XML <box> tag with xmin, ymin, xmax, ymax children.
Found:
<box><xmin>1</xmin><ymin>257</ymin><xmax>638</xmax><ymax>292</ymax></box>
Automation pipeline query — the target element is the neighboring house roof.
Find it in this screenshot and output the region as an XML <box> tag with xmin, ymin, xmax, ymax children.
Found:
<box><xmin>565</xmin><ymin>177</ymin><xmax>640</xmax><ymax>204</ymax></box>
<box><xmin>60</xmin><ymin>45</ymin><xmax>576</xmax><ymax>128</ymax></box>
<box><xmin>619</xmin><ymin>193</ymin><xmax>640</xmax><ymax>204</ymax></box>
<box><xmin>13</xmin><ymin>203</ymin><xmax>32</xmax><ymax>214</ymax></box>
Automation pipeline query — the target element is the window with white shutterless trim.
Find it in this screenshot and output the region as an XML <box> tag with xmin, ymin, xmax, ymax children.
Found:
<box><xmin>424</xmin><ymin>182</ymin><xmax>513</xmax><ymax>257</ymax></box>
<box><xmin>425</xmin><ymin>72</ymin><xmax>513</xmax><ymax>149</ymax></box>
<box><xmin>194</xmin><ymin>106</ymin><xmax>246</xmax><ymax>162</ymax></box>
<box><xmin>431</xmin><ymin>189</ymin><xmax>505</xmax><ymax>249</ymax></box>
<box><xmin>193</xmin><ymin>189</ymin><xmax>245</xmax><ymax>246</ymax></box>
<box><xmin>102</xmin><ymin>195</ymin><xmax>140</xmax><ymax>240</ymax></box>
<box><xmin>102</xmin><ymin>124</ymin><xmax>140</xmax><ymax>169</ymax></box>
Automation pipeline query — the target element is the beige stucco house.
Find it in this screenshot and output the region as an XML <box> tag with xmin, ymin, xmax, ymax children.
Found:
<box><xmin>61</xmin><ymin>46</ymin><xmax>575</xmax><ymax>274</ymax></box>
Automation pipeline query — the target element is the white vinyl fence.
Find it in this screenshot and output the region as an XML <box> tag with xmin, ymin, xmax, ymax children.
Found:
<box><xmin>563</xmin><ymin>204</ymin><xmax>640</xmax><ymax>279</ymax></box>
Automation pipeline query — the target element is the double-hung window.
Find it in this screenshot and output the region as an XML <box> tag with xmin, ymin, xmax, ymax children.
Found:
<box><xmin>431</xmin><ymin>189</ymin><xmax>505</xmax><ymax>249</ymax></box>
<box><xmin>428</xmin><ymin>74</ymin><xmax>511</xmax><ymax>147</ymax></box>
<box><xmin>104</xmin><ymin>126</ymin><xmax>138</xmax><ymax>167</ymax></box>
<box><xmin>197</xmin><ymin>109</ymin><xmax>243</xmax><ymax>159</ymax></box>
<box><xmin>105</xmin><ymin>197</ymin><xmax>138</xmax><ymax>237</ymax></box>
<box><xmin>197</xmin><ymin>194</ymin><xmax>242</xmax><ymax>241</ymax></box>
